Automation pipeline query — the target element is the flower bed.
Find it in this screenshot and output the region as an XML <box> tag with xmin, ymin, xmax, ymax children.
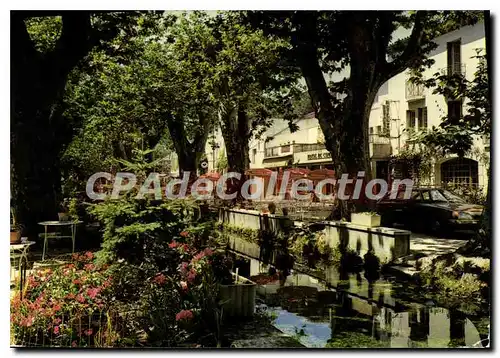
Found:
<box><xmin>10</xmin><ymin>252</ymin><xmax>120</xmax><ymax>347</ymax></box>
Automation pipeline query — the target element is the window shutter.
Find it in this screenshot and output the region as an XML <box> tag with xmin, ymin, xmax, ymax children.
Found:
<box><xmin>423</xmin><ymin>107</ymin><xmax>428</xmax><ymax>128</ymax></box>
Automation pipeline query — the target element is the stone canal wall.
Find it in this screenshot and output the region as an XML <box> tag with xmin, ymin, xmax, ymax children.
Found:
<box><xmin>219</xmin><ymin>208</ymin><xmax>410</xmax><ymax>264</ymax></box>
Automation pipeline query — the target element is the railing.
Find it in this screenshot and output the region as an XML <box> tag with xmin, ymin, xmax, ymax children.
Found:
<box><xmin>264</xmin><ymin>147</ymin><xmax>281</xmax><ymax>158</ymax></box>
<box><xmin>405</xmin><ymin>81</ymin><xmax>426</xmax><ymax>101</ymax></box>
<box><xmin>293</xmin><ymin>143</ymin><xmax>326</xmax><ymax>153</ymax></box>
<box><xmin>439</xmin><ymin>63</ymin><xmax>466</xmax><ymax>77</ymax></box>
<box><xmin>369</xmin><ymin>134</ymin><xmax>391</xmax><ymax>144</ymax></box>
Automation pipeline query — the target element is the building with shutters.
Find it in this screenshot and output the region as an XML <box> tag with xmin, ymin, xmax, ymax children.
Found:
<box><xmin>368</xmin><ymin>20</ymin><xmax>489</xmax><ymax>191</ymax></box>
<box><xmin>201</xmin><ymin>21</ymin><xmax>488</xmax><ymax>193</ymax></box>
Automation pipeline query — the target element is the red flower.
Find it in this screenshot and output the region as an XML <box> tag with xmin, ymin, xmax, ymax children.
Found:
<box><xmin>84</xmin><ymin>263</ymin><xmax>95</xmax><ymax>271</ymax></box>
<box><xmin>192</xmin><ymin>252</ymin><xmax>205</xmax><ymax>262</ymax></box>
<box><xmin>169</xmin><ymin>241</ymin><xmax>179</xmax><ymax>248</ymax></box>
<box><xmin>85</xmin><ymin>251</ymin><xmax>94</xmax><ymax>260</ymax></box>
<box><xmin>187</xmin><ymin>269</ymin><xmax>196</xmax><ymax>283</ymax></box>
<box><xmin>76</xmin><ymin>294</ymin><xmax>85</xmax><ymax>303</ymax></box>
<box><xmin>175</xmin><ymin>310</ymin><xmax>194</xmax><ymax>321</ymax></box>
<box><xmin>73</xmin><ymin>279</ymin><xmax>81</xmax><ymax>285</ymax></box>
<box><xmin>84</xmin><ymin>329</ymin><xmax>93</xmax><ymax>336</ymax></box>
<box><xmin>152</xmin><ymin>273</ymin><xmax>167</xmax><ymax>285</ymax></box>
<box><xmin>180</xmin><ymin>231</ymin><xmax>189</xmax><ymax>238</ymax></box>
<box><xmin>180</xmin><ymin>262</ymin><xmax>189</xmax><ymax>275</ymax></box>
<box><xmin>53</xmin><ymin>304</ymin><xmax>62</xmax><ymax>312</ymax></box>
<box><xmin>203</xmin><ymin>248</ymin><xmax>214</xmax><ymax>257</ymax></box>
<box><xmin>86</xmin><ymin>287</ymin><xmax>100</xmax><ymax>299</ymax></box>
<box><xmin>54</xmin><ymin>326</ymin><xmax>60</xmax><ymax>334</ymax></box>
<box><xmin>54</xmin><ymin>318</ymin><xmax>62</xmax><ymax>325</ymax></box>
<box><xmin>66</xmin><ymin>293</ymin><xmax>75</xmax><ymax>299</ymax></box>
<box><xmin>72</xmin><ymin>341</ymin><xmax>77</xmax><ymax>347</ymax></box>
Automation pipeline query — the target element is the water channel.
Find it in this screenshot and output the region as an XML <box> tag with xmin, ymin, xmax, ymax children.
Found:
<box><xmin>229</xmin><ymin>252</ymin><xmax>490</xmax><ymax>348</ymax></box>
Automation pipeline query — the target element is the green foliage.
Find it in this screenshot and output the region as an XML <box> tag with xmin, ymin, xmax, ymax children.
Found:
<box><xmin>220</xmin><ymin>223</ymin><xmax>260</xmax><ymax>244</ymax></box>
<box><xmin>24</xmin><ymin>16</ymin><xmax>63</xmax><ymax>53</ymax></box>
<box><xmin>89</xmin><ymin>198</ymin><xmax>198</xmax><ymax>265</ymax></box>
<box><xmin>216</xmin><ymin>149</ymin><xmax>229</xmax><ymax>172</ymax></box>
<box><xmin>10</xmin><ymin>252</ymin><xmax>122</xmax><ymax>347</ymax></box>
<box><xmin>446</xmin><ymin>183</ymin><xmax>486</xmax><ymax>205</ymax></box>
<box><xmin>411</xmin><ymin>50</ymin><xmax>490</xmax><ymax>157</ymax></box>
<box><xmin>326</xmin><ymin>331</ymin><xmax>388</xmax><ymax>348</ymax></box>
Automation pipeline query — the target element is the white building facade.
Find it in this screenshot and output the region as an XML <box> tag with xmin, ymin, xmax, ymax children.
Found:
<box><xmin>368</xmin><ymin>21</ymin><xmax>489</xmax><ymax>190</ymax></box>
<box><xmin>202</xmin><ymin>22</ymin><xmax>489</xmax><ymax>191</ymax></box>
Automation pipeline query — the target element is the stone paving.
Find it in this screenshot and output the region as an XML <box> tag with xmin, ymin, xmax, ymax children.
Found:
<box><xmin>389</xmin><ymin>232</ymin><xmax>468</xmax><ymax>277</ymax></box>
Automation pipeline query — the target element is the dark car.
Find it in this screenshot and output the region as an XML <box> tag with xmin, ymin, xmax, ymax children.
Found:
<box><xmin>375</xmin><ymin>187</ymin><xmax>484</xmax><ymax>234</ymax></box>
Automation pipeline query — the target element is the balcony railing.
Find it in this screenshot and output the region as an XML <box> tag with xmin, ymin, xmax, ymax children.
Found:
<box><xmin>293</xmin><ymin>143</ymin><xmax>326</xmax><ymax>153</ymax></box>
<box><xmin>264</xmin><ymin>147</ymin><xmax>281</xmax><ymax>158</ymax></box>
<box><xmin>405</xmin><ymin>81</ymin><xmax>426</xmax><ymax>101</ymax></box>
<box><xmin>369</xmin><ymin>134</ymin><xmax>390</xmax><ymax>144</ymax></box>
<box><xmin>439</xmin><ymin>63</ymin><xmax>466</xmax><ymax>77</ymax></box>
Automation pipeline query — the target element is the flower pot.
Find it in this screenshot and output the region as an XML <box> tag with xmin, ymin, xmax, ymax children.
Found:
<box><xmin>350</xmin><ymin>213</ymin><xmax>381</xmax><ymax>227</ymax></box>
<box><xmin>58</xmin><ymin>212</ymin><xmax>69</xmax><ymax>222</ymax></box>
<box><xmin>10</xmin><ymin>230</ymin><xmax>21</xmax><ymax>244</ymax></box>
<box><xmin>219</xmin><ymin>273</ymin><xmax>256</xmax><ymax>319</ymax></box>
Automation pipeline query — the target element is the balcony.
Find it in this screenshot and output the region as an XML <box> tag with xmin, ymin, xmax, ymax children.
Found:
<box><xmin>264</xmin><ymin>144</ymin><xmax>293</xmax><ymax>158</ymax></box>
<box><xmin>439</xmin><ymin>63</ymin><xmax>466</xmax><ymax>77</ymax></box>
<box><xmin>405</xmin><ymin>81</ymin><xmax>426</xmax><ymax>101</ymax></box>
<box><xmin>293</xmin><ymin>143</ymin><xmax>326</xmax><ymax>153</ymax></box>
<box><xmin>369</xmin><ymin>134</ymin><xmax>391</xmax><ymax>159</ymax></box>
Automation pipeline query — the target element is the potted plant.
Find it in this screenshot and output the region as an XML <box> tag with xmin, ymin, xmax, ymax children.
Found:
<box><xmin>350</xmin><ymin>212</ymin><xmax>381</xmax><ymax>228</ymax></box>
<box><xmin>10</xmin><ymin>208</ymin><xmax>22</xmax><ymax>244</ymax></box>
<box><xmin>58</xmin><ymin>199</ymin><xmax>70</xmax><ymax>222</ymax></box>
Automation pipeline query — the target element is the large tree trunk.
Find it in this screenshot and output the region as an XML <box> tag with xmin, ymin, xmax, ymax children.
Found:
<box><xmin>11</xmin><ymin>12</ymin><xmax>95</xmax><ymax>238</ymax></box>
<box><xmin>219</xmin><ymin>103</ymin><xmax>250</xmax><ymax>203</ymax></box>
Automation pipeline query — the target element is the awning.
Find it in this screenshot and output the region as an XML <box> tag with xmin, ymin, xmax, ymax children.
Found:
<box><xmin>262</xmin><ymin>160</ymin><xmax>289</xmax><ymax>169</ymax></box>
<box><xmin>245</xmin><ymin>168</ymin><xmax>274</xmax><ymax>177</ymax></box>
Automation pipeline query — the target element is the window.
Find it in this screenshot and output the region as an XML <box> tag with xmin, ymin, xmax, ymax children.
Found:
<box><xmin>447</xmin><ymin>101</ymin><xmax>462</xmax><ymax>124</ymax></box>
<box><xmin>421</xmin><ymin>191</ymin><xmax>431</xmax><ymax>201</ymax></box>
<box><xmin>447</xmin><ymin>40</ymin><xmax>461</xmax><ymax>75</ymax></box>
<box><xmin>252</xmin><ymin>149</ymin><xmax>257</xmax><ymax>163</ymax></box>
<box><xmin>406</xmin><ymin>110</ymin><xmax>416</xmax><ymax>130</ymax></box>
<box><xmin>369</xmin><ymin>127</ymin><xmax>374</xmax><ymax>135</ymax></box>
<box><xmin>417</xmin><ymin>107</ymin><xmax>428</xmax><ymax>130</ymax></box>
<box><xmin>430</xmin><ymin>189</ymin><xmax>447</xmax><ymax>202</ymax></box>
<box><xmin>441</xmin><ymin>158</ymin><xmax>479</xmax><ymax>186</ymax></box>
<box><xmin>376</xmin><ymin>125</ymin><xmax>382</xmax><ymax>134</ymax></box>
<box><xmin>382</xmin><ymin>103</ymin><xmax>390</xmax><ymax>135</ymax></box>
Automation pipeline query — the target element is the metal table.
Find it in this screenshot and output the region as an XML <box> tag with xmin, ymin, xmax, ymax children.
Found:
<box><xmin>10</xmin><ymin>240</ymin><xmax>35</xmax><ymax>299</ymax></box>
<box><xmin>38</xmin><ymin>221</ymin><xmax>83</xmax><ymax>261</ymax></box>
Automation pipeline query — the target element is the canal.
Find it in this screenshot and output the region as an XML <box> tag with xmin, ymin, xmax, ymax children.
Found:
<box><xmin>229</xmin><ymin>252</ymin><xmax>490</xmax><ymax>348</ymax></box>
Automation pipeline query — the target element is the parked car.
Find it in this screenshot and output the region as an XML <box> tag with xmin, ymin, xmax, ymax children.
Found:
<box><xmin>375</xmin><ymin>187</ymin><xmax>484</xmax><ymax>234</ymax></box>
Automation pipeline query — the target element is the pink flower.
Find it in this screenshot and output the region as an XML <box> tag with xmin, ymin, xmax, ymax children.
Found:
<box><xmin>76</xmin><ymin>294</ymin><xmax>85</xmax><ymax>303</ymax></box>
<box><xmin>84</xmin><ymin>263</ymin><xmax>95</xmax><ymax>271</ymax></box>
<box><xmin>153</xmin><ymin>273</ymin><xmax>167</xmax><ymax>285</ymax></box>
<box><xmin>54</xmin><ymin>318</ymin><xmax>62</xmax><ymax>325</ymax></box>
<box><xmin>72</xmin><ymin>341</ymin><xmax>77</xmax><ymax>347</ymax></box>
<box><xmin>180</xmin><ymin>231</ymin><xmax>189</xmax><ymax>238</ymax></box>
<box><xmin>85</xmin><ymin>252</ymin><xmax>94</xmax><ymax>260</ymax></box>
<box><xmin>169</xmin><ymin>241</ymin><xmax>179</xmax><ymax>248</ymax></box>
<box><xmin>175</xmin><ymin>310</ymin><xmax>194</xmax><ymax>321</ymax></box>
<box><xmin>180</xmin><ymin>281</ymin><xmax>188</xmax><ymax>292</ymax></box>
<box><xmin>187</xmin><ymin>269</ymin><xmax>196</xmax><ymax>283</ymax></box>
<box><xmin>54</xmin><ymin>326</ymin><xmax>60</xmax><ymax>334</ymax></box>
<box><xmin>180</xmin><ymin>262</ymin><xmax>189</xmax><ymax>275</ymax></box>
<box><xmin>203</xmin><ymin>248</ymin><xmax>214</xmax><ymax>257</ymax></box>
<box><xmin>86</xmin><ymin>287</ymin><xmax>100</xmax><ymax>299</ymax></box>
<box><xmin>84</xmin><ymin>329</ymin><xmax>93</xmax><ymax>336</ymax></box>
<box><xmin>192</xmin><ymin>252</ymin><xmax>205</xmax><ymax>262</ymax></box>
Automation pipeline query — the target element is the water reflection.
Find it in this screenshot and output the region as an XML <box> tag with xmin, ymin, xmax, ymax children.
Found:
<box><xmin>233</xmin><ymin>254</ymin><xmax>488</xmax><ymax>348</ymax></box>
